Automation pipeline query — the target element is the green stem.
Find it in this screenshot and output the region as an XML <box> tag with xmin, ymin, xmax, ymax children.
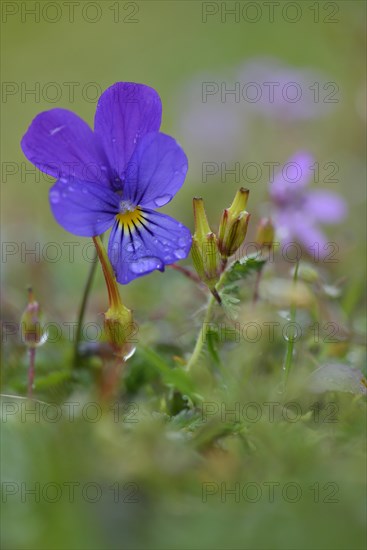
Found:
<box><xmin>185</xmin><ymin>292</ymin><xmax>216</xmax><ymax>373</ymax></box>
<box><xmin>185</xmin><ymin>270</ymin><xmax>227</xmax><ymax>373</ymax></box>
<box><xmin>73</xmin><ymin>246</ymin><xmax>99</xmax><ymax>368</ymax></box>
<box><xmin>282</xmin><ymin>260</ymin><xmax>300</xmax><ymax>387</ymax></box>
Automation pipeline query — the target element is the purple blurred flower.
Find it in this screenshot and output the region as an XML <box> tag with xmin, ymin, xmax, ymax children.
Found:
<box><xmin>177</xmin><ymin>74</ymin><xmax>248</xmax><ymax>177</ymax></box>
<box><xmin>237</xmin><ymin>57</ymin><xmax>337</xmax><ymax>120</ymax></box>
<box><xmin>270</xmin><ymin>152</ymin><xmax>347</xmax><ymax>256</ymax></box>
<box><xmin>21</xmin><ymin>83</ymin><xmax>192</xmax><ymax>284</ymax></box>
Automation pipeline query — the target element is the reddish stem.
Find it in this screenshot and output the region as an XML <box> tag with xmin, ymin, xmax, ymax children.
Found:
<box><xmin>28</xmin><ymin>348</ymin><xmax>36</xmax><ymax>398</ymax></box>
<box><xmin>170</xmin><ymin>263</ymin><xmax>202</xmax><ymax>284</ymax></box>
<box><xmin>100</xmin><ymin>356</ymin><xmax>125</xmax><ymax>402</ymax></box>
<box><xmin>252</xmin><ymin>268</ymin><xmax>263</xmax><ymax>307</ymax></box>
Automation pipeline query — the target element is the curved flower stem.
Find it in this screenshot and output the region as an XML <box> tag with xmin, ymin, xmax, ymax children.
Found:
<box><xmin>281</xmin><ymin>260</ymin><xmax>300</xmax><ymax>388</ymax></box>
<box><xmin>92</xmin><ymin>236</ymin><xmax>122</xmax><ymax>309</ymax></box>
<box><xmin>73</xmin><ymin>248</ymin><xmax>99</xmax><ymax>368</ymax></box>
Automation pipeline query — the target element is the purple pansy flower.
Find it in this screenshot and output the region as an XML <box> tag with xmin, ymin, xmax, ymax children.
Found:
<box><xmin>270</xmin><ymin>152</ymin><xmax>347</xmax><ymax>257</ymax></box>
<box><xmin>21</xmin><ymin>82</ymin><xmax>192</xmax><ymax>284</ymax></box>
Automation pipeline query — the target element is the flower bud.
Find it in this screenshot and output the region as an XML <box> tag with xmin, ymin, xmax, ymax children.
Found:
<box><xmin>255</xmin><ymin>218</ymin><xmax>275</xmax><ymax>249</ymax></box>
<box><xmin>191</xmin><ymin>197</ymin><xmax>220</xmax><ymax>290</ymax></box>
<box><xmin>104</xmin><ymin>304</ymin><xmax>135</xmax><ymax>359</ymax></box>
<box><xmin>20</xmin><ymin>288</ymin><xmax>47</xmax><ymax>348</ymax></box>
<box><xmin>218</xmin><ymin>188</ymin><xmax>250</xmax><ymax>260</ymax></box>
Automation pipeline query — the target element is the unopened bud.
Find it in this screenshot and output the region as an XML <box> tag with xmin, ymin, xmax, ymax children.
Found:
<box><xmin>104</xmin><ymin>304</ymin><xmax>135</xmax><ymax>359</ymax></box>
<box><xmin>191</xmin><ymin>198</ymin><xmax>220</xmax><ymax>290</ymax></box>
<box><xmin>20</xmin><ymin>288</ymin><xmax>47</xmax><ymax>348</ymax></box>
<box><xmin>218</xmin><ymin>188</ymin><xmax>250</xmax><ymax>260</ymax></box>
<box><xmin>255</xmin><ymin>218</ymin><xmax>275</xmax><ymax>248</ymax></box>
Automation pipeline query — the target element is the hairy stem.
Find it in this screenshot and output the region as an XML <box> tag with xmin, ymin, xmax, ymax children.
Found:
<box><xmin>185</xmin><ymin>269</ymin><xmax>227</xmax><ymax>373</ymax></box>
<box><xmin>170</xmin><ymin>263</ymin><xmax>202</xmax><ymax>284</ymax></box>
<box><xmin>185</xmin><ymin>292</ymin><xmax>216</xmax><ymax>373</ymax></box>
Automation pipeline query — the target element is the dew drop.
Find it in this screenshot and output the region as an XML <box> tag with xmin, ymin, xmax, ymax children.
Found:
<box><xmin>49</xmin><ymin>126</ymin><xmax>64</xmax><ymax>136</ymax></box>
<box><xmin>62</xmin><ymin>191</ymin><xmax>67</xmax><ymax>198</ymax></box>
<box><xmin>68</xmin><ymin>185</ymin><xmax>75</xmax><ymax>192</ymax></box>
<box><xmin>154</xmin><ymin>194</ymin><xmax>172</xmax><ymax>207</ymax></box>
<box><xmin>82</xmin><ymin>187</ymin><xmax>88</xmax><ymax>194</ymax></box>
<box><xmin>178</xmin><ymin>237</ymin><xmax>188</xmax><ymax>247</ymax></box>
<box><xmin>130</xmin><ymin>256</ymin><xmax>163</xmax><ymax>274</ymax></box>
<box><xmin>174</xmin><ymin>248</ymin><xmax>186</xmax><ymax>259</ymax></box>
<box><xmin>123</xmin><ymin>345</ymin><xmax>136</xmax><ymax>361</ymax></box>
<box><xmin>49</xmin><ymin>190</ymin><xmax>60</xmax><ymax>204</ymax></box>
<box><xmin>126</xmin><ymin>241</ymin><xmax>142</xmax><ymax>252</ymax></box>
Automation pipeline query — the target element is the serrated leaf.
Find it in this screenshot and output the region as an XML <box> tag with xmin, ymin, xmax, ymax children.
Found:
<box><xmin>222</xmin><ymin>254</ymin><xmax>266</xmax><ymax>289</ymax></box>
<box><xmin>220</xmin><ymin>291</ymin><xmax>241</xmax><ymax>320</ymax></box>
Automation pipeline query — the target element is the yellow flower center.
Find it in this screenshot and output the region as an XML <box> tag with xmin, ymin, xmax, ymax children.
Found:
<box><xmin>116</xmin><ymin>202</ymin><xmax>144</xmax><ymax>231</ymax></box>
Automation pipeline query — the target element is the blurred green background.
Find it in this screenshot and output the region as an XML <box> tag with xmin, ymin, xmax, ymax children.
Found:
<box><xmin>1</xmin><ymin>1</ymin><xmax>366</xmax><ymax>549</ymax></box>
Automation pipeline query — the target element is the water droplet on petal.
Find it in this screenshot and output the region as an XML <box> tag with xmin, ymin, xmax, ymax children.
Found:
<box><xmin>130</xmin><ymin>256</ymin><xmax>163</xmax><ymax>274</ymax></box>
<box><xmin>174</xmin><ymin>249</ymin><xmax>187</xmax><ymax>259</ymax></box>
<box><xmin>112</xmin><ymin>137</ymin><xmax>117</xmax><ymax>143</ymax></box>
<box><xmin>49</xmin><ymin>190</ymin><xmax>60</xmax><ymax>204</ymax></box>
<box><xmin>178</xmin><ymin>237</ymin><xmax>188</xmax><ymax>247</ymax></box>
<box><xmin>49</xmin><ymin>126</ymin><xmax>64</xmax><ymax>136</ymax></box>
<box><xmin>82</xmin><ymin>187</ymin><xmax>88</xmax><ymax>194</ymax></box>
<box><xmin>126</xmin><ymin>241</ymin><xmax>142</xmax><ymax>252</ymax></box>
<box><xmin>154</xmin><ymin>194</ymin><xmax>172</xmax><ymax>207</ymax></box>
<box><xmin>68</xmin><ymin>185</ymin><xmax>75</xmax><ymax>192</ymax></box>
<box><xmin>62</xmin><ymin>191</ymin><xmax>67</xmax><ymax>198</ymax></box>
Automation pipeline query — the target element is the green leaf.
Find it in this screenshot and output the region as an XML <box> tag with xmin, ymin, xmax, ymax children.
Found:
<box><xmin>219</xmin><ymin>255</ymin><xmax>266</xmax><ymax>317</ymax></box>
<box><xmin>222</xmin><ymin>254</ymin><xmax>266</xmax><ymax>288</ymax></box>
<box><xmin>138</xmin><ymin>346</ymin><xmax>201</xmax><ymax>401</ymax></box>
<box><xmin>220</xmin><ymin>291</ymin><xmax>241</xmax><ymax>320</ymax></box>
